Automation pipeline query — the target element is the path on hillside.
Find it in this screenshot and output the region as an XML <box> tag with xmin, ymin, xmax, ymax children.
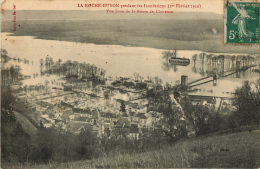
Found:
<box><xmin>169</xmin><ymin>94</ymin><xmax>196</xmax><ymax>134</ymax></box>
<box><xmin>13</xmin><ymin>111</ymin><xmax>38</xmax><ymax>135</ymax></box>
<box><xmin>169</xmin><ymin>94</ymin><xmax>185</xmax><ymax>116</ymax></box>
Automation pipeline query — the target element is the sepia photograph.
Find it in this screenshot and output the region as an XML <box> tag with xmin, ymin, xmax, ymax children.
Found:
<box><xmin>1</xmin><ymin>0</ymin><xmax>260</xmax><ymax>168</ymax></box>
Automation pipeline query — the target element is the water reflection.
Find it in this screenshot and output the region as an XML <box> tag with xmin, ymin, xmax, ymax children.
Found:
<box><xmin>162</xmin><ymin>52</ymin><xmax>259</xmax><ymax>79</ymax></box>
<box><xmin>161</xmin><ymin>50</ymin><xmax>191</xmax><ymax>72</ymax></box>
<box><xmin>161</xmin><ymin>62</ymin><xmax>178</xmax><ymax>72</ymax></box>
<box><xmin>193</xmin><ymin>54</ymin><xmax>259</xmax><ymax>78</ymax></box>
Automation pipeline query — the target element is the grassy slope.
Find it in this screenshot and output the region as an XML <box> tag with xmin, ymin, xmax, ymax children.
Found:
<box><xmin>2</xmin><ymin>20</ymin><xmax>259</xmax><ymax>54</ymax></box>
<box><xmin>12</xmin><ymin>111</ymin><xmax>38</xmax><ymax>136</ymax></box>
<box><xmin>4</xmin><ymin>130</ymin><xmax>260</xmax><ymax>168</ymax></box>
<box><xmin>12</xmin><ymin>101</ymin><xmax>40</xmax><ymax>131</ymax></box>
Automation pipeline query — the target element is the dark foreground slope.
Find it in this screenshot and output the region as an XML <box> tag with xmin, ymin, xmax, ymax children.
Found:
<box><xmin>3</xmin><ymin>130</ymin><xmax>260</xmax><ymax>168</ymax></box>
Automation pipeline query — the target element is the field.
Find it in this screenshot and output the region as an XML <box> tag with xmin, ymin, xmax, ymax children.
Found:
<box><xmin>2</xmin><ymin>19</ymin><xmax>258</xmax><ymax>54</ymax></box>
<box><xmin>3</xmin><ymin>130</ymin><xmax>260</xmax><ymax>168</ymax></box>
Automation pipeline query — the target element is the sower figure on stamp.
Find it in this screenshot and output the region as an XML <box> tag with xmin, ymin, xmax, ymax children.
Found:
<box><xmin>231</xmin><ymin>2</ymin><xmax>256</xmax><ymax>42</ymax></box>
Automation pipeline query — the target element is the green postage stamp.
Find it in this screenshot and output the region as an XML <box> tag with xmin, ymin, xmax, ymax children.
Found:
<box><xmin>225</xmin><ymin>1</ymin><xmax>259</xmax><ymax>44</ymax></box>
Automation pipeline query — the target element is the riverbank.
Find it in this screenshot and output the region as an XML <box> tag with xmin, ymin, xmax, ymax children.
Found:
<box><xmin>2</xmin><ymin>20</ymin><xmax>259</xmax><ymax>54</ymax></box>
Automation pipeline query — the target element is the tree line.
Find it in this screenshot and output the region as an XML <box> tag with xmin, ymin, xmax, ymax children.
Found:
<box><xmin>40</xmin><ymin>57</ymin><xmax>106</xmax><ymax>82</ymax></box>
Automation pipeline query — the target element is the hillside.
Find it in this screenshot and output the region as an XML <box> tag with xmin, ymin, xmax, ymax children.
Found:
<box><xmin>2</xmin><ymin>10</ymin><xmax>259</xmax><ymax>54</ymax></box>
<box><xmin>3</xmin><ymin>130</ymin><xmax>260</xmax><ymax>168</ymax></box>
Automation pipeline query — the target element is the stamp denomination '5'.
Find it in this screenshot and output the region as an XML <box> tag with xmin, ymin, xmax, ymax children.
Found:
<box><xmin>225</xmin><ymin>1</ymin><xmax>259</xmax><ymax>44</ymax></box>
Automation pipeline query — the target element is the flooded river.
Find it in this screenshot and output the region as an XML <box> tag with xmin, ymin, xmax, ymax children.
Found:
<box><xmin>2</xmin><ymin>33</ymin><xmax>259</xmax><ymax>97</ymax></box>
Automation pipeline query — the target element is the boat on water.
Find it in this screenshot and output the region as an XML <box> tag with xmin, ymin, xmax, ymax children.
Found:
<box><xmin>168</xmin><ymin>49</ymin><xmax>190</xmax><ymax>66</ymax></box>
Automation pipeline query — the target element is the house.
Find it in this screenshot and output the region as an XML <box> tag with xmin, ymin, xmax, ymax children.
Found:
<box><xmin>128</xmin><ymin>124</ymin><xmax>139</xmax><ymax>139</ymax></box>
<box><xmin>130</xmin><ymin>105</ymin><xmax>147</xmax><ymax>113</ymax></box>
<box><xmin>135</xmin><ymin>82</ymin><xmax>147</xmax><ymax>89</ymax></box>
<box><xmin>100</xmin><ymin>112</ymin><xmax>118</xmax><ymax>122</ymax></box>
<box><xmin>116</xmin><ymin>117</ymin><xmax>130</xmax><ymax>127</ymax></box>
<box><xmin>112</xmin><ymin>126</ymin><xmax>130</xmax><ymax>138</ymax></box>
<box><xmin>138</xmin><ymin>113</ymin><xmax>152</xmax><ymax>128</ymax></box>
<box><xmin>69</xmin><ymin>114</ymin><xmax>75</xmax><ymax>120</ymax></box>
<box><xmin>63</xmin><ymin>84</ymin><xmax>73</xmax><ymax>91</ymax></box>
<box><xmin>86</xmin><ymin>118</ymin><xmax>92</xmax><ymax>124</ymax></box>
<box><xmin>130</xmin><ymin>112</ymin><xmax>143</xmax><ymax>123</ymax></box>
<box><xmin>41</xmin><ymin>114</ymin><xmax>50</xmax><ymax>120</ymax></box>
<box><xmin>36</xmin><ymin>101</ymin><xmax>55</xmax><ymax>113</ymax></box>
<box><xmin>40</xmin><ymin>119</ymin><xmax>52</xmax><ymax>128</ymax></box>
<box><xmin>41</xmin><ymin>122</ymin><xmax>52</xmax><ymax>128</ymax></box>
<box><xmin>72</xmin><ymin>107</ymin><xmax>92</xmax><ymax>118</ymax></box>
<box><xmin>148</xmin><ymin>111</ymin><xmax>163</xmax><ymax>124</ymax></box>
<box><xmin>129</xmin><ymin>111</ymin><xmax>136</xmax><ymax>122</ymax></box>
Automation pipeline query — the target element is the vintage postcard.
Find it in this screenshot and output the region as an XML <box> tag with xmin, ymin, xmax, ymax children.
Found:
<box><xmin>1</xmin><ymin>0</ymin><xmax>260</xmax><ymax>168</ymax></box>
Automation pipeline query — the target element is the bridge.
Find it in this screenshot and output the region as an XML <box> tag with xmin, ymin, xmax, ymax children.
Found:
<box><xmin>186</xmin><ymin>65</ymin><xmax>257</xmax><ymax>88</ymax></box>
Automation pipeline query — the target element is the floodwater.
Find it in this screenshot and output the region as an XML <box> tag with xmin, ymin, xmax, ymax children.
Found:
<box><xmin>2</xmin><ymin>33</ymin><xmax>259</xmax><ymax>97</ymax></box>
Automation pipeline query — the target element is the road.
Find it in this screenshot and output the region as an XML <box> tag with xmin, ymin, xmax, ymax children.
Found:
<box><xmin>13</xmin><ymin>110</ymin><xmax>38</xmax><ymax>135</ymax></box>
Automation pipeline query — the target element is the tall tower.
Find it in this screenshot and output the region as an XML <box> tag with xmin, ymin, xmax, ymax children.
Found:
<box><xmin>181</xmin><ymin>75</ymin><xmax>188</xmax><ymax>86</ymax></box>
